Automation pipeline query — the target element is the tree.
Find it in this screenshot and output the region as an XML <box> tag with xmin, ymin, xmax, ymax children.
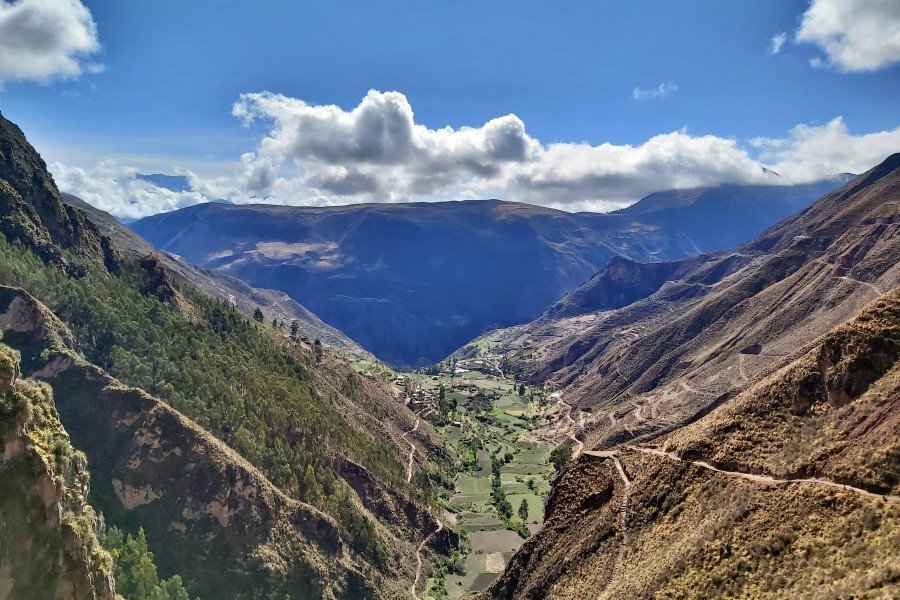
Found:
<box><xmin>518</xmin><ymin>384</ymin><xmax>525</xmax><ymax>396</ymax></box>
<box><xmin>313</xmin><ymin>338</ymin><xmax>323</xmax><ymax>363</ymax></box>
<box><xmin>272</xmin><ymin>318</ymin><xmax>278</xmax><ymax>328</ymax></box>
<box><xmin>290</xmin><ymin>320</ymin><xmax>299</xmax><ymax>338</ymax></box>
<box><xmin>550</xmin><ymin>444</ymin><xmax>572</xmax><ymax>473</ymax></box>
<box><xmin>518</xmin><ymin>498</ymin><xmax>529</xmax><ymax>522</ymax></box>
<box><xmin>253</xmin><ymin>307</ymin><xmax>264</xmax><ymax>322</ymax></box>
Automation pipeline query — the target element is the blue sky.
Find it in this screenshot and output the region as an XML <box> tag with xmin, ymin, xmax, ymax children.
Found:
<box><xmin>1</xmin><ymin>0</ymin><xmax>898</xmax><ymax>217</ymax></box>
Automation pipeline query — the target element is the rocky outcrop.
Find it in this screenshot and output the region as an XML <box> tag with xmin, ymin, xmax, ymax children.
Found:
<box><xmin>0</xmin><ymin>344</ymin><xmax>116</xmax><ymax>600</ymax></box>
<box><xmin>480</xmin><ymin>290</ymin><xmax>900</xmax><ymax>599</ymax></box>
<box><xmin>0</xmin><ymin>114</ymin><xmax>120</xmax><ymax>275</ymax></box>
<box><xmin>137</xmin><ymin>254</ymin><xmax>176</xmax><ymax>301</ymax></box>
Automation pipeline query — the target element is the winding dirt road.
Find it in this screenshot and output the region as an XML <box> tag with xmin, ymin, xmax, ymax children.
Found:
<box><xmin>626</xmin><ymin>445</ymin><xmax>900</xmax><ymax>503</ymax></box>
<box><xmin>738</xmin><ymin>354</ymin><xmax>749</xmax><ymax>383</ymax></box>
<box><xmin>550</xmin><ymin>392</ymin><xmax>584</xmax><ymax>457</ymax></box>
<box><xmin>411</xmin><ymin>519</ymin><xmax>444</xmax><ymax>598</ymax></box>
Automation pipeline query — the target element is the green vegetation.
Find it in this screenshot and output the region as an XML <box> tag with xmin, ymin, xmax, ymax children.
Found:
<box><xmin>0</xmin><ymin>344</ymin><xmax>115</xmax><ymax>599</ymax></box>
<box><xmin>99</xmin><ymin>525</ymin><xmax>194</xmax><ymax>600</ymax></box>
<box><xmin>0</xmin><ymin>236</ymin><xmax>410</xmax><ymax>563</ymax></box>
<box><xmin>402</xmin><ymin>367</ymin><xmax>552</xmax><ymax>598</ymax></box>
<box><xmin>550</xmin><ymin>444</ymin><xmax>573</xmax><ymax>473</ymax></box>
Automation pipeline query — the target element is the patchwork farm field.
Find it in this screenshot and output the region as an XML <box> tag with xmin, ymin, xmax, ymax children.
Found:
<box><xmin>400</xmin><ymin>368</ymin><xmax>555</xmax><ymax>599</ymax></box>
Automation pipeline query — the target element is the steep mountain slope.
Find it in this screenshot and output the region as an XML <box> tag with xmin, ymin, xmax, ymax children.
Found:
<box><xmin>0</xmin><ymin>288</ymin><xmax>376</xmax><ymax>598</ymax></box>
<box><xmin>457</xmin><ymin>155</ymin><xmax>899</xmax><ymax>450</ymax></box>
<box><xmin>62</xmin><ymin>193</ymin><xmax>370</xmax><ymax>357</ymax></box>
<box><xmin>131</xmin><ymin>178</ymin><xmax>844</xmax><ymax>366</ymax></box>
<box><xmin>0</xmin><ymin>113</ymin><xmax>453</xmax><ymax>597</ymax></box>
<box><xmin>480</xmin><ymin>288</ymin><xmax>900</xmax><ymax>599</ymax></box>
<box><xmin>0</xmin><ymin>116</ymin><xmax>119</xmax><ymax>275</ymax></box>
<box><xmin>0</xmin><ymin>344</ymin><xmax>116</xmax><ymax>600</ymax></box>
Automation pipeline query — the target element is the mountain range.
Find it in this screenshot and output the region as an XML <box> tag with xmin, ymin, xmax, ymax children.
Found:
<box><xmin>131</xmin><ymin>178</ymin><xmax>847</xmax><ymax>367</ymax></box>
<box><xmin>1</xmin><ymin>107</ymin><xmax>897</xmax><ymax>599</ymax></box>
<box><xmin>457</xmin><ymin>154</ymin><xmax>900</xmax><ymax>598</ymax></box>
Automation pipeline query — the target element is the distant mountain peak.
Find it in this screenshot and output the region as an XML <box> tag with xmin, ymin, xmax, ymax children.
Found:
<box><xmin>136</xmin><ymin>172</ymin><xmax>192</xmax><ymax>193</ymax></box>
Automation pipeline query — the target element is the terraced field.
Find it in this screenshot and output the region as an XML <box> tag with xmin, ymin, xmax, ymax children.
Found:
<box><xmin>402</xmin><ymin>369</ymin><xmax>555</xmax><ymax>598</ymax></box>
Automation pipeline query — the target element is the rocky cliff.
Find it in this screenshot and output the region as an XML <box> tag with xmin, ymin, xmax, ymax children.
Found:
<box><xmin>0</xmin><ymin>343</ymin><xmax>116</xmax><ymax>600</ymax></box>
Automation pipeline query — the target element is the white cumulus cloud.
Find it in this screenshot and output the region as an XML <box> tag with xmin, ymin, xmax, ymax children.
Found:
<box><xmin>50</xmin><ymin>161</ymin><xmax>205</xmax><ymax>221</ymax></box>
<box><xmin>52</xmin><ymin>91</ymin><xmax>900</xmax><ymax>218</ymax></box>
<box><xmin>751</xmin><ymin>117</ymin><xmax>900</xmax><ymax>180</ymax></box>
<box><xmin>0</xmin><ymin>0</ymin><xmax>102</xmax><ymax>86</ymax></box>
<box><xmin>631</xmin><ymin>82</ymin><xmax>678</xmax><ymax>101</ymax></box>
<box><xmin>795</xmin><ymin>0</ymin><xmax>900</xmax><ymax>72</ymax></box>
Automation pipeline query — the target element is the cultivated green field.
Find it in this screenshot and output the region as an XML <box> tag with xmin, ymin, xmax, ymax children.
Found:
<box><xmin>408</xmin><ymin>369</ymin><xmax>553</xmax><ymax>599</ymax></box>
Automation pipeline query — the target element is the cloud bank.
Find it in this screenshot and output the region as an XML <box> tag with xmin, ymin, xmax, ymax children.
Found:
<box><xmin>53</xmin><ymin>91</ymin><xmax>900</xmax><ymax>218</ymax></box>
<box><xmin>0</xmin><ymin>0</ymin><xmax>101</xmax><ymax>86</ymax></box>
<box><xmin>796</xmin><ymin>0</ymin><xmax>900</xmax><ymax>71</ymax></box>
<box><xmin>51</xmin><ymin>161</ymin><xmax>205</xmax><ymax>220</ymax></box>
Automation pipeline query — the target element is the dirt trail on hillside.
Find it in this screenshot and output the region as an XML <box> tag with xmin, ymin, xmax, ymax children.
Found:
<box><xmin>411</xmin><ymin>519</ymin><xmax>444</xmax><ymax>598</ymax></box>
<box><xmin>626</xmin><ymin>445</ymin><xmax>900</xmax><ymax>502</ymax></box>
<box><xmin>583</xmin><ymin>450</ymin><xmax>632</xmax><ymax>596</ymax></box>
<box><xmin>550</xmin><ymin>392</ymin><xmax>584</xmax><ymax>457</ymax></box>
<box><xmin>402</xmin><ymin>418</ymin><xmax>420</xmax><ymax>483</ymax></box>
<box><xmin>738</xmin><ymin>354</ymin><xmax>749</xmax><ymax>382</ymax></box>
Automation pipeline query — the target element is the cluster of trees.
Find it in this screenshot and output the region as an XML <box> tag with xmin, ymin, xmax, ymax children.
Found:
<box><xmin>0</xmin><ymin>238</ymin><xmax>400</xmax><ymax>565</ymax></box>
<box><xmin>490</xmin><ymin>452</ymin><xmax>513</xmax><ymax>520</ymax></box>
<box><xmin>99</xmin><ymin>525</ymin><xmax>193</xmax><ymax>600</ymax></box>
<box><xmin>489</xmin><ymin>450</ymin><xmax>531</xmax><ymax>538</ymax></box>
<box><xmin>437</xmin><ymin>383</ymin><xmax>457</xmax><ymax>414</ymax></box>
<box><xmin>550</xmin><ymin>444</ymin><xmax>573</xmax><ymax>474</ymax></box>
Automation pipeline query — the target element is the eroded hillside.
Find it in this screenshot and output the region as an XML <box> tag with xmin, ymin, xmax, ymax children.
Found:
<box><xmin>457</xmin><ymin>154</ymin><xmax>900</xmax><ymax>452</ymax></box>
<box><xmin>480</xmin><ymin>287</ymin><xmax>900</xmax><ymax>599</ymax></box>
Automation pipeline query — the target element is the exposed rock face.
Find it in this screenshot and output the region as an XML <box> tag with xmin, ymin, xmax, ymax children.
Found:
<box><xmin>338</xmin><ymin>457</ymin><xmax>458</xmax><ymax>556</ymax></box>
<box><xmin>0</xmin><ymin>114</ymin><xmax>120</xmax><ymax>275</ymax></box>
<box><xmin>137</xmin><ymin>254</ymin><xmax>176</xmax><ymax>301</ymax></box>
<box><xmin>0</xmin><ymin>344</ymin><xmax>116</xmax><ymax>600</ymax></box>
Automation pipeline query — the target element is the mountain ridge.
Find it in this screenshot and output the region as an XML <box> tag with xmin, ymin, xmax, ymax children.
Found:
<box><xmin>131</xmin><ymin>177</ymin><xmax>847</xmax><ymax>366</ymax></box>
<box><xmin>471</xmin><ymin>153</ymin><xmax>900</xmax><ymax>600</ymax></box>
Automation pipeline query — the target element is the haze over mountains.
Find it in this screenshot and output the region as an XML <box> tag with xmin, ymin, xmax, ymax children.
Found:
<box><xmin>131</xmin><ymin>178</ymin><xmax>846</xmax><ymax>366</ymax></box>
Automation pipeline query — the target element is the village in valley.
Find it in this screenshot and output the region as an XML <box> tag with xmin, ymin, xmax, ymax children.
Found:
<box><xmin>385</xmin><ymin>355</ymin><xmax>567</xmax><ymax>598</ymax></box>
